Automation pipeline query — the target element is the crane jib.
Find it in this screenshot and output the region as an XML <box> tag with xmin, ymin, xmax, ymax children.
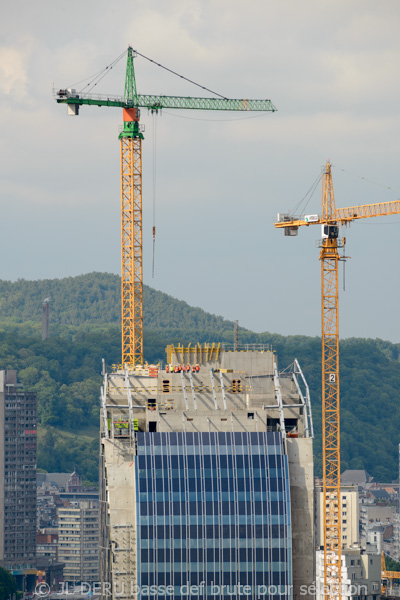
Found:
<box><xmin>56</xmin><ymin>92</ymin><xmax>277</xmax><ymax>112</ymax></box>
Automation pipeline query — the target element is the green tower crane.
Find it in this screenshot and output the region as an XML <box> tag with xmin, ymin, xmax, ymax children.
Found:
<box><xmin>56</xmin><ymin>47</ymin><xmax>277</xmax><ymax>367</ymax></box>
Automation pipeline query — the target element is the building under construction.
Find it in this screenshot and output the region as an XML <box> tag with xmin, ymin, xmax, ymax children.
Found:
<box><xmin>100</xmin><ymin>345</ymin><xmax>314</xmax><ymax>600</ymax></box>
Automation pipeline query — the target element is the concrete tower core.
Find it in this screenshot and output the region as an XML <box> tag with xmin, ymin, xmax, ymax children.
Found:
<box><xmin>100</xmin><ymin>346</ymin><xmax>314</xmax><ymax>600</ymax></box>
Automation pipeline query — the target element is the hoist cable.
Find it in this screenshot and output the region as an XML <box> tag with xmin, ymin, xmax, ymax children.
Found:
<box><xmin>289</xmin><ymin>172</ymin><xmax>322</xmax><ymax>217</ymax></box>
<box><xmin>67</xmin><ymin>50</ymin><xmax>127</xmax><ymax>96</ymax></box>
<box><xmin>152</xmin><ymin>112</ymin><xmax>157</xmax><ymax>278</ymax></box>
<box><xmin>161</xmin><ymin>110</ymin><xmax>274</xmax><ymax>123</ymax></box>
<box><xmin>333</xmin><ymin>164</ymin><xmax>400</xmax><ymax>195</ymax></box>
<box><xmin>133</xmin><ymin>49</ymin><xmax>228</xmax><ymax>100</ymax></box>
<box><xmin>84</xmin><ymin>52</ymin><xmax>126</xmax><ymax>96</ymax></box>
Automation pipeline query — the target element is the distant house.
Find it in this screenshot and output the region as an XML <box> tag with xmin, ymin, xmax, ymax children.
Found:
<box><xmin>341</xmin><ymin>469</ymin><xmax>375</xmax><ymax>485</ymax></box>
<box><xmin>383</xmin><ymin>524</ymin><xmax>394</xmax><ymax>542</ymax></box>
<box><xmin>37</xmin><ymin>472</ymin><xmax>72</xmax><ymax>491</ymax></box>
<box><xmin>67</xmin><ymin>470</ymin><xmax>83</xmax><ymax>493</ymax></box>
<box><xmin>368</xmin><ymin>489</ymin><xmax>390</xmax><ymax>502</ymax></box>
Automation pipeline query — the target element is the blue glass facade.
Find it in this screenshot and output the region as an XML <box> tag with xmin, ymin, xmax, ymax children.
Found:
<box><xmin>135</xmin><ymin>431</ymin><xmax>292</xmax><ymax>600</ymax></box>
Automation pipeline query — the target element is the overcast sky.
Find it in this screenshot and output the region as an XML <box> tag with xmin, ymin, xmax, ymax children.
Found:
<box><xmin>1</xmin><ymin>0</ymin><xmax>400</xmax><ymax>342</ymax></box>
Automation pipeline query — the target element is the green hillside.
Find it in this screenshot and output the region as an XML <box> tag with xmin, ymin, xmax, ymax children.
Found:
<box><xmin>0</xmin><ymin>272</ymin><xmax>234</xmax><ymax>334</ymax></box>
<box><xmin>0</xmin><ymin>272</ymin><xmax>399</xmax><ymax>484</ymax></box>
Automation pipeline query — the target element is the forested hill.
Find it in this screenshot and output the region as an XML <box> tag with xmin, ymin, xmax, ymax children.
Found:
<box><xmin>0</xmin><ymin>272</ymin><xmax>234</xmax><ymax>334</ymax></box>
<box><xmin>0</xmin><ymin>272</ymin><xmax>400</xmax><ymax>485</ymax></box>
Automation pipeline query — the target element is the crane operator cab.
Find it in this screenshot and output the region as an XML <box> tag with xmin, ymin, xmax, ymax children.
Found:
<box><xmin>321</xmin><ymin>224</ymin><xmax>339</xmax><ymax>239</ymax></box>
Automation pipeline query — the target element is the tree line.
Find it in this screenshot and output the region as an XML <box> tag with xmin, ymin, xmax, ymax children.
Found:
<box><xmin>0</xmin><ymin>272</ymin><xmax>399</xmax><ymax>484</ymax></box>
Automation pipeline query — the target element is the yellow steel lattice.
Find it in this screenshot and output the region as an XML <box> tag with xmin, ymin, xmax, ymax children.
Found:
<box><xmin>321</xmin><ymin>165</ymin><xmax>341</xmax><ymax>600</ymax></box>
<box><xmin>120</xmin><ymin>136</ymin><xmax>143</xmax><ymax>366</ymax></box>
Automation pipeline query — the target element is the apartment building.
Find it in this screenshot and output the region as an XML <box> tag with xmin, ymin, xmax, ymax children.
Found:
<box><xmin>58</xmin><ymin>501</ymin><xmax>99</xmax><ymax>583</ymax></box>
<box><xmin>316</xmin><ymin>548</ymin><xmax>380</xmax><ymax>600</ymax></box>
<box><xmin>315</xmin><ymin>484</ymin><xmax>359</xmax><ymax>549</ymax></box>
<box><xmin>0</xmin><ymin>369</ymin><xmax>36</xmax><ymax>591</ymax></box>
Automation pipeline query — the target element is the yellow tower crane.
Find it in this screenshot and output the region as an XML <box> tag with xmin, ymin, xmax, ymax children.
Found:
<box><xmin>56</xmin><ymin>47</ymin><xmax>277</xmax><ymax>367</ymax></box>
<box><xmin>381</xmin><ymin>551</ymin><xmax>400</xmax><ymax>596</ymax></box>
<box><xmin>275</xmin><ymin>161</ymin><xmax>400</xmax><ymax>600</ymax></box>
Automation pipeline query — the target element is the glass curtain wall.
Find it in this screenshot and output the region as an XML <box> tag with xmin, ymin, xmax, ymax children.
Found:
<box><xmin>135</xmin><ymin>431</ymin><xmax>292</xmax><ymax>600</ymax></box>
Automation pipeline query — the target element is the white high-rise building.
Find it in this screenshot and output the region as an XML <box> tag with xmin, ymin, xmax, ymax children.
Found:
<box><xmin>316</xmin><ymin>548</ymin><xmax>380</xmax><ymax>600</ymax></box>
<box><xmin>315</xmin><ymin>484</ymin><xmax>359</xmax><ymax>549</ymax></box>
<box><xmin>58</xmin><ymin>501</ymin><xmax>99</xmax><ymax>583</ymax></box>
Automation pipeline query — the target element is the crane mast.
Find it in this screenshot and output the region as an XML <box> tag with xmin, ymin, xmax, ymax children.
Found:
<box><xmin>56</xmin><ymin>47</ymin><xmax>277</xmax><ymax>367</ymax></box>
<box><xmin>320</xmin><ymin>164</ymin><xmax>341</xmax><ymax>600</ymax></box>
<box><xmin>119</xmin><ymin>108</ymin><xmax>143</xmax><ymax>366</ymax></box>
<box><xmin>119</xmin><ymin>48</ymin><xmax>143</xmax><ymax>366</ymax></box>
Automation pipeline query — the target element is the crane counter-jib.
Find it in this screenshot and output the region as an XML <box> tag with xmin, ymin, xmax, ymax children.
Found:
<box><xmin>275</xmin><ymin>218</ymin><xmax>322</xmax><ymax>228</ymax></box>
<box><xmin>56</xmin><ymin>90</ymin><xmax>277</xmax><ymax>112</ymax></box>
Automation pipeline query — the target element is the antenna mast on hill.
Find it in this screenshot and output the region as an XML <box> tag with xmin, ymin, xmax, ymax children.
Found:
<box><xmin>234</xmin><ymin>320</ymin><xmax>239</xmax><ymax>351</ymax></box>
<box><xmin>42</xmin><ymin>297</ymin><xmax>51</xmax><ymax>341</ymax></box>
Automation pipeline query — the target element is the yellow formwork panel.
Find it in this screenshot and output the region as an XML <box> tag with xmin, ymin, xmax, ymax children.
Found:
<box><xmin>166</xmin><ymin>343</ymin><xmax>221</xmax><ymax>365</ymax></box>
